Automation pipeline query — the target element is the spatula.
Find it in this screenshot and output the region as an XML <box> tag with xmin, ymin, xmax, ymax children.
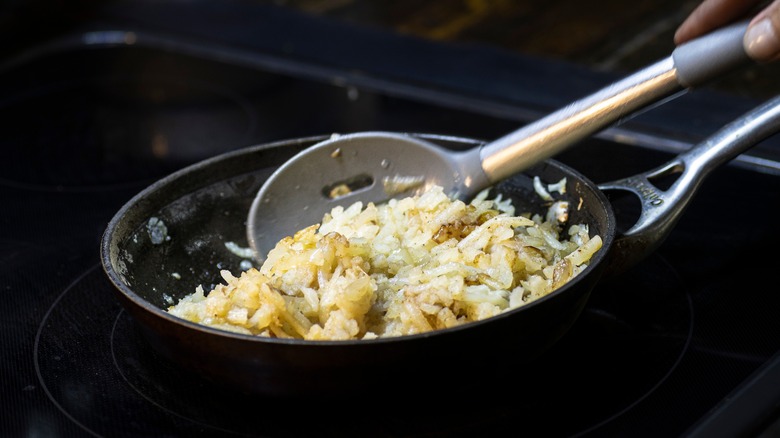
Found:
<box><xmin>248</xmin><ymin>20</ymin><xmax>751</xmax><ymax>261</ymax></box>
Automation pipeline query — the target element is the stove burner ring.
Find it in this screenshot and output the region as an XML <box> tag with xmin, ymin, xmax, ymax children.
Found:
<box><xmin>31</xmin><ymin>254</ymin><xmax>692</xmax><ymax>435</ymax></box>
<box><xmin>33</xmin><ymin>265</ymin><xmax>251</xmax><ymax>436</ymax></box>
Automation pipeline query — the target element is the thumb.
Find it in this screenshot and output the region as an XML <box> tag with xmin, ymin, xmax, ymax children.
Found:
<box><xmin>744</xmin><ymin>3</ymin><xmax>780</xmax><ymax>62</ymax></box>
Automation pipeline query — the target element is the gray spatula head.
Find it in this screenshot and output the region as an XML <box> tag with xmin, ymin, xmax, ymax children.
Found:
<box><xmin>247</xmin><ymin>132</ymin><xmax>485</xmax><ymax>261</ymax></box>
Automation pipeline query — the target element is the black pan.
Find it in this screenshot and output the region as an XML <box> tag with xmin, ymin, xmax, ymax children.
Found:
<box><xmin>100</xmin><ymin>96</ymin><xmax>780</xmax><ymax>399</ymax></box>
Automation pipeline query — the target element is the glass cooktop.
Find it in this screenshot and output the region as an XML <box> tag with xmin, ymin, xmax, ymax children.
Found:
<box><xmin>2</xmin><ymin>3</ymin><xmax>780</xmax><ymax>437</ymax></box>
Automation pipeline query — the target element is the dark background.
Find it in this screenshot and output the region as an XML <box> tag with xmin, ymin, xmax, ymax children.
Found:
<box><xmin>2</xmin><ymin>0</ymin><xmax>779</xmax><ymax>100</ymax></box>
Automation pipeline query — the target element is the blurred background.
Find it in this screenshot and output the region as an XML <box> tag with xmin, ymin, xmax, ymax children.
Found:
<box><xmin>2</xmin><ymin>0</ymin><xmax>779</xmax><ymax>99</ymax></box>
<box><xmin>272</xmin><ymin>0</ymin><xmax>780</xmax><ymax>98</ymax></box>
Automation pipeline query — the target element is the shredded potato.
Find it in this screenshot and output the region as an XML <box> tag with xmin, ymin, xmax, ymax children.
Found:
<box><xmin>167</xmin><ymin>184</ymin><xmax>602</xmax><ymax>340</ymax></box>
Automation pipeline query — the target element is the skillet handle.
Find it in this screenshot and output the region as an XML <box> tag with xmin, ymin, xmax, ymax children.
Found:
<box><xmin>598</xmin><ymin>95</ymin><xmax>780</xmax><ymax>275</ymax></box>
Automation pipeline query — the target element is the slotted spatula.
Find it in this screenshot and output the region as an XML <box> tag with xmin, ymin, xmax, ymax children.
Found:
<box><xmin>248</xmin><ymin>21</ymin><xmax>751</xmax><ymax>261</ymax></box>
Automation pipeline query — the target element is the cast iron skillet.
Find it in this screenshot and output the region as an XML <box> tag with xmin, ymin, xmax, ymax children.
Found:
<box><xmin>101</xmin><ymin>96</ymin><xmax>780</xmax><ymax>399</ymax></box>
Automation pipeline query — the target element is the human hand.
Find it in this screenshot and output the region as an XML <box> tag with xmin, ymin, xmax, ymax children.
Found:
<box><xmin>675</xmin><ymin>0</ymin><xmax>780</xmax><ymax>62</ymax></box>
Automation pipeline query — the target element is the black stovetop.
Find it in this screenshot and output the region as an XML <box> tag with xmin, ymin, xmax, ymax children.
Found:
<box><xmin>2</xmin><ymin>3</ymin><xmax>780</xmax><ymax>437</ymax></box>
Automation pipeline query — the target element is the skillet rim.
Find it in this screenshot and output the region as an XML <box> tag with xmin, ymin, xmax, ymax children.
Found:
<box><xmin>99</xmin><ymin>132</ymin><xmax>617</xmax><ymax>347</ymax></box>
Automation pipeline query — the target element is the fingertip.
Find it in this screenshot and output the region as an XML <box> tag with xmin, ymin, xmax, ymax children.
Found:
<box><xmin>673</xmin><ymin>27</ymin><xmax>687</xmax><ymax>45</ymax></box>
<box><xmin>674</xmin><ymin>18</ymin><xmax>697</xmax><ymax>45</ymax></box>
<box><xmin>743</xmin><ymin>18</ymin><xmax>780</xmax><ymax>62</ymax></box>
